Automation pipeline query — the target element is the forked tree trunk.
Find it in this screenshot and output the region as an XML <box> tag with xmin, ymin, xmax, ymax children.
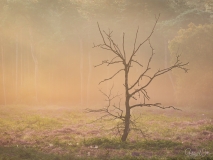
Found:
<box><xmin>88</xmin><ymin>16</ymin><xmax>187</xmax><ymax>142</ymax></box>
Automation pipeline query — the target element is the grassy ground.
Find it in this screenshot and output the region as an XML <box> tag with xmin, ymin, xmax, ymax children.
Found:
<box><xmin>0</xmin><ymin>105</ymin><xmax>212</xmax><ymax>160</ymax></box>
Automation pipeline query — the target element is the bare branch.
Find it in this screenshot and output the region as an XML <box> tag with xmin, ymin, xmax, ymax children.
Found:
<box><xmin>94</xmin><ymin>60</ymin><xmax>109</xmax><ymax>68</ymax></box>
<box><xmin>110</xmin><ymin>122</ymin><xmax>125</xmax><ymax>138</ymax></box>
<box><xmin>130</xmin><ymin>103</ymin><xmax>182</xmax><ymax>111</ymax></box>
<box><xmin>99</xmin><ymin>69</ymin><xmax>124</xmax><ymax>85</ymax></box>
<box><xmin>85</xmin><ymin>85</ymin><xmax>125</xmax><ymax>124</ymax></box>
<box><xmin>103</xmin><ymin>29</ymin><xmax>124</xmax><ymax>59</ymax></box>
<box><xmin>123</xmin><ymin>33</ymin><xmax>126</xmax><ymax>61</ymax></box>
<box><xmin>132</xmin><ymin>59</ymin><xmax>143</xmax><ymax>67</ymax></box>
<box><xmin>141</xmin><ymin>89</ymin><xmax>150</xmax><ymax>100</ymax></box>
<box><xmin>107</xmin><ymin>61</ymin><xmax>123</xmax><ymax>66</ymax></box>
<box><xmin>94</xmin><ymin>60</ymin><xmax>122</xmax><ymax>68</ymax></box>
<box><xmin>94</xmin><ymin>56</ymin><xmax>123</xmax><ymax>68</ymax></box>
<box><xmin>108</xmin><ymin>56</ymin><xmax>119</xmax><ymax>64</ymax></box>
<box><xmin>94</xmin><ymin>23</ymin><xmax>125</xmax><ymax>61</ymax></box>
<box><xmin>134</xmin><ymin>14</ymin><xmax>160</xmax><ymax>54</ymax></box>
<box><xmin>128</xmin><ymin>14</ymin><xmax>160</xmax><ymax>67</ymax></box>
<box><xmin>97</xmin><ymin>22</ymin><xmax>106</xmax><ymax>44</ymax></box>
<box><xmin>132</xmin><ymin>96</ymin><xmax>137</xmax><ymax>100</ymax></box>
<box><xmin>133</xmin><ymin>26</ymin><xmax>139</xmax><ymax>53</ymax></box>
<box><xmin>130</xmin><ymin>53</ymin><xmax>188</xmax><ymax>97</ymax></box>
<box><xmin>130</xmin><ymin>118</ymin><xmax>148</xmax><ymax>140</ymax></box>
<box><xmin>85</xmin><ymin>113</ymin><xmax>110</xmax><ymax>124</ymax></box>
<box><xmin>128</xmin><ymin>39</ymin><xmax>155</xmax><ymax>90</ymax></box>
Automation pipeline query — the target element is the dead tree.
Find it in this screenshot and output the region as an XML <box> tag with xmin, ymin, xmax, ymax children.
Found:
<box><xmin>86</xmin><ymin>15</ymin><xmax>189</xmax><ymax>142</ymax></box>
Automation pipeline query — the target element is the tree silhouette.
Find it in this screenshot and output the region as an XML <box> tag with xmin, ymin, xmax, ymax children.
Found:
<box><xmin>86</xmin><ymin>15</ymin><xmax>189</xmax><ymax>142</ymax></box>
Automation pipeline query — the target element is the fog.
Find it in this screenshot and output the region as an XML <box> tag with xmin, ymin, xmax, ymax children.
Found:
<box><xmin>0</xmin><ymin>0</ymin><xmax>212</xmax><ymax>110</ymax></box>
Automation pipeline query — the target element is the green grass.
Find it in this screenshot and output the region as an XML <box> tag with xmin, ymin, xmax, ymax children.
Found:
<box><xmin>204</xmin><ymin>125</ymin><xmax>213</xmax><ymax>132</ymax></box>
<box><xmin>0</xmin><ymin>146</ymin><xmax>212</xmax><ymax>160</ymax></box>
<box><xmin>83</xmin><ymin>137</ymin><xmax>182</xmax><ymax>150</ymax></box>
<box><xmin>0</xmin><ymin>105</ymin><xmax>212</xmax><ymax>159</ymax></box>
<box><xmin>0</xmin><ymin>146</ymin><xmax>73</xmax><ymax>160</ymax></box>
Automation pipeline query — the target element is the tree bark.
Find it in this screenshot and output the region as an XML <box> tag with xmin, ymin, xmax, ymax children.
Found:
<box><xmin>121</xmin><ymin>66</ymin><xmax>130</xmax><ymax>141</ymax></box>
<box><xmin>122</xmin><ymin>106</ymin><xmax>130</xmax><ymax>141</ymax></box>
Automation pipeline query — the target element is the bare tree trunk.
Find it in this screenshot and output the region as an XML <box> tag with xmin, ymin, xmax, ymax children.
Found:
<box><xmin>164</xmin><ymin>38</ymin><xmax>175</xmax><ymax>93</ymax></box>
<box><xmin>20</xmin><ymin>32</ymin><xmax>23</xmax><ymax>88</ymax></box>
<box><xmin>121</xmin><ymin>67</ymin><xmax>130</xmax><ymax>142</ymax></box>
<box><xmin>79</xmin><ymin>37</ymin><xmax>84</xmax><ymax>106</ymax></box>
<box><xmin>86</xmin><ymin>26</ymin><xmax>92</xmax><ymax>107</ymax></box>
<box><xmin>1</xmin><ymin>39</ymin><xmax>6</xmax><ymax>105</ymax></box>
<box><xmin>122</xmin><ymin>105</ymin><xmax>131</xmax><ymax>141</ymax></box>
<box><xmin>106</xmin><ymin>53</ymin><xmax>110</xmax><ymax>95</ymax></box>
<box><xmin>15</xmin><ymin>34</ymin><xmax>18</xmax><ymax>101</ymax></box>
<box><xmin>27</xmin><ymin>47</ymin><xmax>30</xmax><ymax>79</ymax></box>
<box><xmin>48</xmin><ymin>67</ymin><xmax>53</xmax><ymax>103</ymax></box>
<box><xmin>19</xmin><ymin>32</ymin><xmax>23</xmax><ymax>103</ymax></box>
<box><xmin>86</xmin><ymin>50</ymin><xmax>91</xmax><ymax>107</ymax></box>
<box><xmin>29</xmin><ymin>28</ymin><xmax>38</xmax><ymax>103</ymax></box>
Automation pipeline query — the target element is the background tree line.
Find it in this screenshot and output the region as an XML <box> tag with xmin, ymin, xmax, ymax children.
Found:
<box><xmin>0</xmin><ymin>0</ymin><xmax>212</xmax><ymax>109</ymax></box>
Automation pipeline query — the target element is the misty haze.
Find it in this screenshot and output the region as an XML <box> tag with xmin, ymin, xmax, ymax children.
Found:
<box><xmin>0</xmin><ymin>0</ymin><xmax>213</xmax><ymax>159</ymax></box>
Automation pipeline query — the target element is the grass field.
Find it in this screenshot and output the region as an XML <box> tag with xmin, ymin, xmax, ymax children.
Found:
<box><xmin>0</xmin><ymin>105</ymin><xmax>212</xmax><ymax>160</ymax></box>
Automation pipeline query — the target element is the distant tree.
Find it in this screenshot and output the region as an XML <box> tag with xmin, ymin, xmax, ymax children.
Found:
<box><xmin>0</xmin><ymin>38</ymin><xmax>6</xmax><ymax>105</ymax></box>
<box><xmin>0</xmin><ymin>0</ymin><xmax>84</xmax><ymax>104</ymax></box>
<box><xmin>86</xmin><ymin>15</ymin><xmax>189</xmax><ymax>142</ymax></box>
<box><xmin>159</xmin><ymin>8</ymin><xmax>211</xmax><ymax>38</ymax></box>
<box><xmin>169</xmin><ymin>23</ymin><xmax>213</xmax><ymax>108</ymax></box>
<box><xmin>155</xmin><ymin>4</ymin><xmax>211</xmax><ymax>103</ymax></box>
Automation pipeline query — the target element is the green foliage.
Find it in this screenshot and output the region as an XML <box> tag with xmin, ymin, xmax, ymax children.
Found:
<box><xmin>169</xmin><ymin>23</ymin><xmax>213</xmax><ymax>108</ymax></box>
<box><xmin>159</xmin><ymin>8</ymin><xmax>211</xmax><ymax>37</ymax></box>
